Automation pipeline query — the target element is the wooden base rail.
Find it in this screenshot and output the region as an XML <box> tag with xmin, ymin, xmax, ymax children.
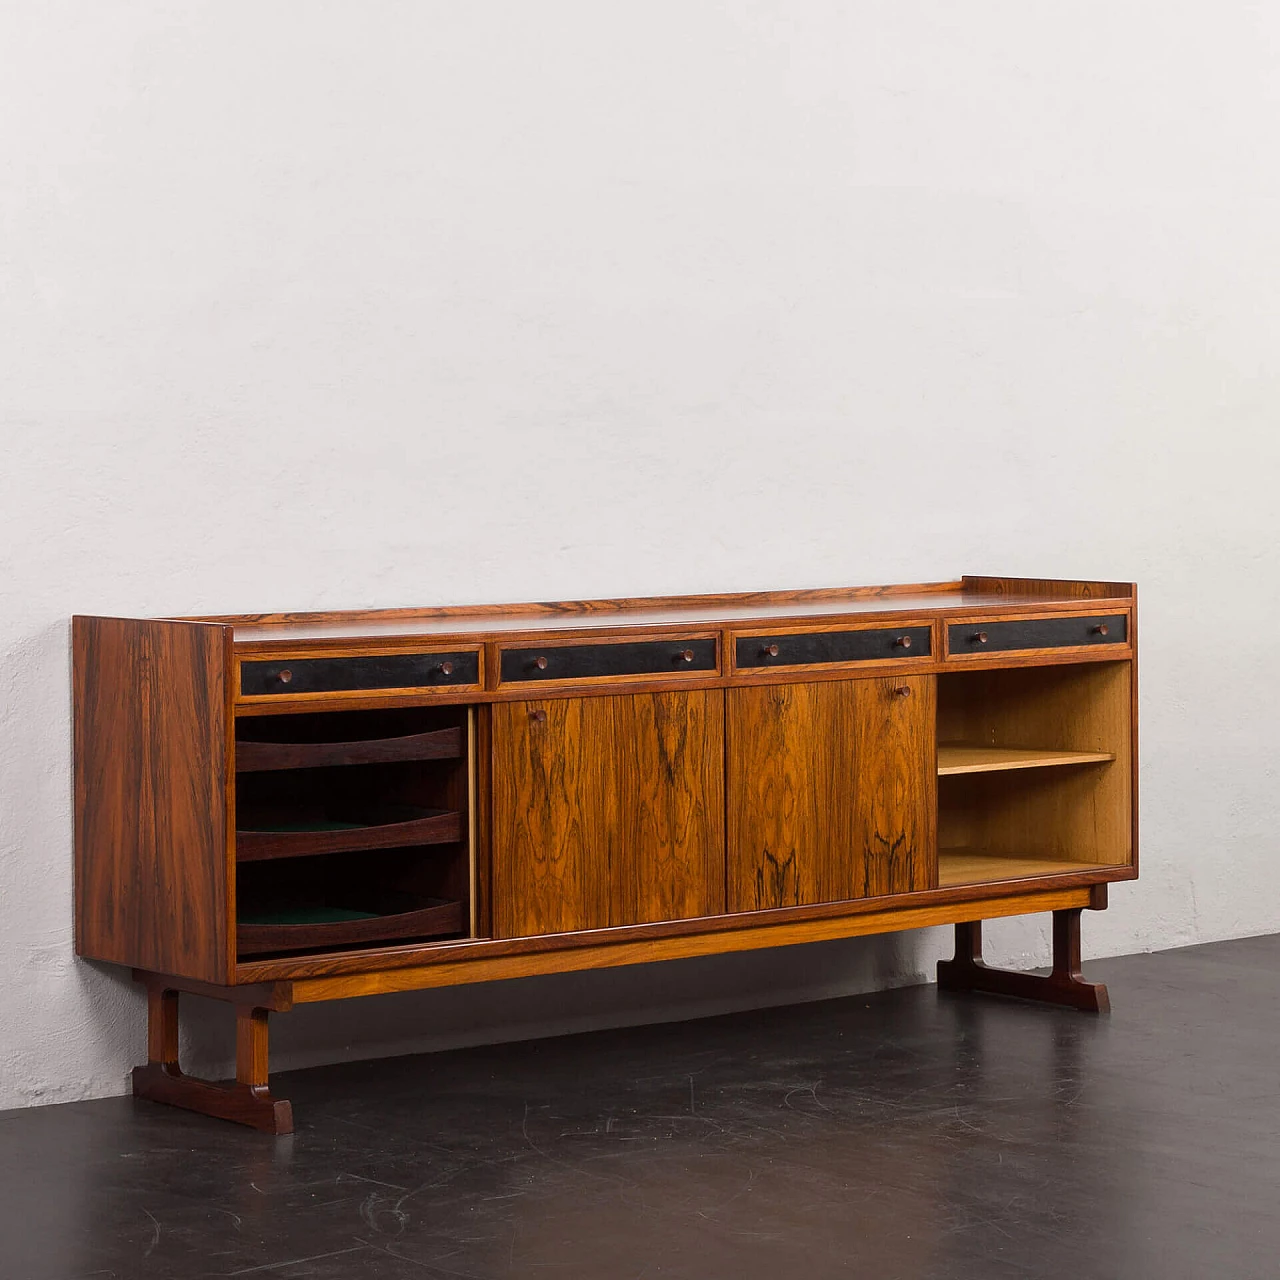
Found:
<box><xmin>131</xmin><ymin>974</ymin><xmax>295</xmax><ymax>1135</ymax></box>
<box><xmin>936</xmin><ymin>904</ymin><xmax>1111</xmax><ymax>1014</ymax></box>
<box><xmin>131</xmin><ymin>887</ymin><xmax>1108</xmax><ymax>1131</ymax></box>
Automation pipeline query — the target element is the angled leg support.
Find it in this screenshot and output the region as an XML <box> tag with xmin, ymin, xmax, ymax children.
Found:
<box><xmin>131</xmin><ymin>974</ymin><xmax>295</xmax><ymax>1133</ymax></box>
<box><xmin>937</xmin><ymin>905</ymin><xmax>1110</xmax><ymax>1014</ymax></box>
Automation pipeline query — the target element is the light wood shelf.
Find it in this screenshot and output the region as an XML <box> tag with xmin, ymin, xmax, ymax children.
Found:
<box><xmin>938</xmin><ymin>850</ymin><xmax>1115</xmax><ymax>888</ymax></box>
<box><xmin>937</xmin><ymin>744</ymin><xmax>1115</xmax><ymax>776</ymax></box>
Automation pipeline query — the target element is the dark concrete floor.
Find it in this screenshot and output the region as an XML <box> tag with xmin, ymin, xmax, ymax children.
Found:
<box><xmin>3</xmin><ymin>934</ymin><xmax>1280</xmax><ymax>1280</ymax></box>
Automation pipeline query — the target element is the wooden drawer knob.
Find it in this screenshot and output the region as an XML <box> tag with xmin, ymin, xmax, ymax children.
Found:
<box><xmin>892</xmin><ymin>685</ymin><xmax>912</xmax><ymax>698</ymax></box>
<box><xmin>277</xmin><ymin>669</ymin><xmax>293</xmax><ymax>684</ymax></box>
<box><xmin>531</xmin><ymin>709</ymin><xmax>547</xmax><ymax>723</ymax></box>
<box><xmin>894</xmin><ymin>635</ymin><xmax>912</xmax><ymax>649</ymax></box>
<box><xmin>762</xmin><ymin>643</ymin><xmax>780</xmax><ymax>658</ymax></box>
<box><xmin>1092</xmin><ymin>624</ymin><xmax>1109</xmax><ymax>636</ymax></box>
<box><xmin>972</xmin><ymin>631</ymin><xmax>989</xmax><ymax>645</ymax></box>
<box><xmin>534</xmin><ymin>656</ymin><xmax>549</xmax><ymax>671</ymax></box>
<box><xmin>437</xmin><ymin>660</ymin><xmax>454</xmax><ymax>676</ymax></box>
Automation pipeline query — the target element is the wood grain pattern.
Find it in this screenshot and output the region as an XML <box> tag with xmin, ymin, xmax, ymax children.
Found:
<box><xmin>961</xmin><ymin>575</ymin><xmax>1135</xmax><ymax>600</ymax></box>
<box><xmin>132</xmin><ymin>969</ymin><xmax>293</xmax><ymax>1010</ymax></box>
<box><xmin>131</xmin><ymin>973</ymin><xmax>293</xmax><ymax>1133</ymax></box>
<box><xmin>937</xmin><ymin>745</ymin><xmax>1115</xmax><ymax>775</ymax></box>
<box><xmin>726</xmin><ymin>676</ymin><xmax>935</xmax><ymax>912</ymax></box>
<box><xmin>234</xmin><ymin>643</ymin><xmax>484</xmax><ymax>708</ymax></box>
<box><xmin>608</xmin><ymin>691</ymin><xmax>725</xmax><ymax>927</ymax></box>
<box><xmin>937</xmin><ymin>663</ymin><xmax>1132</xmax><ymax>867</ymax></box>
<box><xmin>937</xmin><ymin>909</ymin><xmax>1110</xmax><ymax>1013</ymax></box>
<box><xmin>74</xmin><ymin>616</ymin><xmax>233</xmax><ymax>983</ymax></box>
<box><xmin>490</xmin><ymin>691</ymin><xmax>725</xmax><ymax>939</ymax></box>
<box><xmin>234</xmin><ymin>726</ymin><xmax>462</xmax><ymax>772</ymax></box>
<box><xmin>236</xmin><ymin>1006</ymin><xmax>270</xmax><ymax>1087</ymax></box>
<box><xmin>197</xmin><ymin>580</ymin><xmax>968</xmax><ymax>628</ymax></box>
<box><xmin>289</xmin><ymin>885</ymin><xmax>1096</xmax><ymax>1003</ymax></box>
<box><xmin>854</xmin><ymin>677</ymin><xmax>938</xmax><ymax>898</ymax></box>
<box><xmin>942</xmin><ymin>610</ymin><xmax>1133</xmax><ymax>667</ymax></box>
<box><xmin>472</xmin><ymin>704</ymin><xmax>493</xmax><ymax>937</ymax></box>
<box><xmin>235</xmin><ymin>808</ymin><xmax>461</xmax><ymax>862</ymax></box>
<box><xmin>491</xmin><ymin>698</ymin><xmax>610</xmax><ymax>937</ymax></box>
<box><xmin>213</xmin><ymin>579</ymin><xmax>1134</xmax><ymax>647</ymax></box>
<box><xmin>235</xmin><ymin>898</ymin><xmax>463</xmax><ymax>956</ymax></box>
<box><xmin>938</xmin><ymin>851</ymin><xmax>1113</xmax><ymax>887</ymax></box>
<box><xmin>235</xmin><ymin>860</ymin><xmax>1137</xmax><ymax>982</ymax></box>
<box><xmin>229</xmin><ymin>643</ymin><xmax>1136</xmax><ymax>719</ymax></box>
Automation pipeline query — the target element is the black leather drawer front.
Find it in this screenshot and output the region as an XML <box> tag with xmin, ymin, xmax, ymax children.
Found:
<box><xmin>948</xmin><ymin>614</ymin><xmax>1128</xmax><ymax>656</ymax></box>
<box><xmin>241</xmin><ymin>651</ymin><xmax>479</xmax><ymax>697</ymax></box>
<box><xmin>736</xmin><ymin>625</ymin><xmax>932</xmax><ymax>670</ymax></box>
<box><xmin>500</xmin><ymin>638</ymin><xmax>717</xmax><ymax>683</ymax></box>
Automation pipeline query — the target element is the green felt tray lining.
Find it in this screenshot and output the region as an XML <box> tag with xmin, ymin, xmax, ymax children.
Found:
<box><xmin>238</xmin><ymin>905</ymin><xmax>380</xmax><ymax>926</ymax></box>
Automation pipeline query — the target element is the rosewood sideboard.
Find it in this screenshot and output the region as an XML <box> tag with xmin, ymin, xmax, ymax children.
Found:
<box><xmin>73</xmin><ymin>574</ymin><xmax>1138</xmax><ymax>1132</ymax></box>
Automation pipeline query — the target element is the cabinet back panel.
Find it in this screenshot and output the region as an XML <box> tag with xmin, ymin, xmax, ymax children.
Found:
<box><xmin>938</xmin><ymin>765</ymin><xmax>1130</xmax><ymax>865</ymax></box>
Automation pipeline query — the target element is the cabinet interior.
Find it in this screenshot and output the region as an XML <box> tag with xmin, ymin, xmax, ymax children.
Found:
<box><xmin>228</xmin><ymin>661</ymin><xmax>1134</xmax><ymax>958</ymax></box>
<box><xmin>233</xmin><ymin>705</ymin><xmax>475</xmax><ymax>958</ymax></box>
<box><xmin>935</xmin><ymin>663</ymin><xmax>1132</xmax><ymax>887</ymax></box>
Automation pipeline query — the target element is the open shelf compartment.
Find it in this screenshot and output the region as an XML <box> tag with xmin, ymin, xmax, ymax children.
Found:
<box><xmin>936</xmin><ymin>663</ymin><xmax>1132</xmax><ymax>888</ymax></box>
<box><xmin>232</xmin><ymin>705</ymin><xmax>476</xmax><ymax>960</ymax></box>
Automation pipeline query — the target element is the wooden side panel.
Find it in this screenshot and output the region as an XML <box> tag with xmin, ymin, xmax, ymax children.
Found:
<box><xmin>490</xmin><ymin>691</ymin><xmax>725</xmax><ymax>939</ymax></box>
<box><xmin>74</xmin><ymin>617</ymin><xmax>232</xmax><ymax>983</ymax></box>
<box><xmin>726</xmin><ymin>676</ymin><xmax>935</xmax><ymax>912</ymax></box>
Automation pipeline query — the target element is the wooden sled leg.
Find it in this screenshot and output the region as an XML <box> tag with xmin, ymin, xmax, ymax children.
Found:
<box><xmin>132</xmin><ymin>981</ymin><xmax>294</xmax><ymax>1134</ymax></box>
<box><xmin>937</xmin><ymin>908</ymin><xmax>1110</xmax><ymax>1014</ymax></box>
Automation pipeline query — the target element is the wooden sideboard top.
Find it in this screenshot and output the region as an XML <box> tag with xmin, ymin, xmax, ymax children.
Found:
<box><xmin>180</xmin><ymin>575</ymin><xmax>1136</xmax><ymax>647</ymax></box>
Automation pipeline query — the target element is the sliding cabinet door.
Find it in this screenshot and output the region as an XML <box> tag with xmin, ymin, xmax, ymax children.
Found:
<box><xmin>491</xmin><ymin>690</ymin><xmax>725</xmax><ymax>939</ymax></box>
<box><xmin>727</xmin><ymin>675</ymin><xmax>936</xmax><ymax>912</ymax></box>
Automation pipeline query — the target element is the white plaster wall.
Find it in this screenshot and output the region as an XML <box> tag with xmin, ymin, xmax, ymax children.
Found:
<box><xmin>2</xmin><ymin>1</ymin><xmax>1278</xmax><ymax>1109</ymax></box>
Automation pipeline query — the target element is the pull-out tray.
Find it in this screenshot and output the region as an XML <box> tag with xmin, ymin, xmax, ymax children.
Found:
<box><xmin>235</xmin><ymin>726</ymin><xmax>463</xmax><ymax>773</ymax></box>
<box><xmin>236</xmin><ymin>805</ymin><xmax>462</xmax><ymax>861</ymax></box>
<box><xmin>237</xmin><ymin>895</ymin><xmax>464</xmax><ymax>956</ymax></box>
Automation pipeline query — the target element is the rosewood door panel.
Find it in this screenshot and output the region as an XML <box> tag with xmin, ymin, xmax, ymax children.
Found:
<box><xmin>491</xmin><ymin>698</ymin><xmax>610</xmax><ymax>938</ymax></box>
<box><xmin>609</xmin><ymin>691</ymin><xmax>725</xmax><ymax>927</ymax></box>
<box><xmin>850</xmin><ymin>677</ymin><xmax>937</xmax><ymax>897</ymax></box>
<box><xmin>726</xmin><ymin>681</ymin><xmax>845</xmax><ymax>910</ymax></box>
<box><xmin>726</xmin><ymin>676</ymin><xmax>935</xmax><ymax>912</ymax></box>
<box><xmin>491</xmin><ymin>691</ymin><xmax>725</xmax><ymax>939</ymax></box>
